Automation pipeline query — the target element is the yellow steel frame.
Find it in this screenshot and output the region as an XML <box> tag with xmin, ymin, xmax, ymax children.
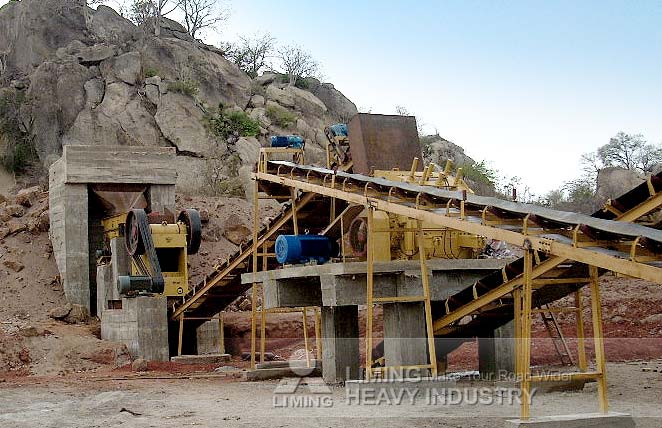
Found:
<box><xmin>252</xmin><ymin>163</ymin><xmax>662</xmax><ymax>420</ymax></box>
<box><xmin>248</xmin><ymin>148</ymin><xmax>325</xmax><ymax>369</ymax></box>
<box><xmin>253</xmin><ymin>170</ymin><xmax>662</xmax><ymax>282</ymax></box>
<box><xmin>364</xmin><ymin>208</ymin><xmax>438</xmax><ymax>380</ymax></box>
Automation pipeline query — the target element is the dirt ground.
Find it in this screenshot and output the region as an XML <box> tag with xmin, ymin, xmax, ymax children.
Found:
<box><xmin>0</xmin><ymin>362</ymin><xmax>661</xmax><ymax>427</ymax></box>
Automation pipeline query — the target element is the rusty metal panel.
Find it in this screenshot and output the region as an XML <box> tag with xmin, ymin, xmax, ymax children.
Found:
<box><xmin>348</xmin><ymin>113</ymin><xmax>422</xmax><ymax>175</ymax></box>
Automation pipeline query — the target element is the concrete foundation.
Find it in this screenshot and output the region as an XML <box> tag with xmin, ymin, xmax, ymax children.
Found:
<box><xmin>479</xmin><ymin>320</ymin><xmax>516</xmax><ymax>379</ymax></box>
<box><xmin>171</xmin><ymin>354</ymin><xmax>230</xmax><ymax>365</ymax></box>
<box><xmin>196</xmin><ymin>320</ymin><xmax>223</xmax><ymax>355</ymax></box>
<box><xmin>243</xmin><ymin>259</ymin><xmax>510</xmax><ymax>383</ymax></box>
<box><xmin>49</xmin><ymin>145</ymin><xmax>177</xmax><ymax>314</ymax></box>
<box><xmin>321</xmin><ymin>306</ymin><xmax>360</xmax><ymax>383</ymax></box>
<box><xmin>383</xmin><ymin>302</ymin><xmax>428</xmax><ymax>369</ymax></box>
<box><xmin>505</xmin><ymin>412</ymin><xmax>635</xmax><ymax>428</ymax></box>
<box><xmin>96</xmin><ymin>237</ymin><xmax>128</xmax><ymax>319</ymax></box>
<box><xmin>100</xmin><ymin>296</ymin><xmax>170</xmax><ymax>361</ymax></box>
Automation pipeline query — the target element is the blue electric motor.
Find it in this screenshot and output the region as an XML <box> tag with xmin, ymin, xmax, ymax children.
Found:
<box><xmin>271</xmin><ymin>135</ymin><xmax>305</xmax><ymax>149</ymax></box>
<box><xmin>275</xmin><ymin>235</ymin><xmax>337</xmax><ymax>265</ymax></box>
<box><xmin>326</xmin><ymin>123</ymin><xmax>348</xmax><ymax>138</ymax></box>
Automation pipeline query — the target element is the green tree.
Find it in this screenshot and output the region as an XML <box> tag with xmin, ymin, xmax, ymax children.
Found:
<box><xmin>596</xmin><ymin>131</ymin><xmax>662</xmax><ymax>173</ymax></box>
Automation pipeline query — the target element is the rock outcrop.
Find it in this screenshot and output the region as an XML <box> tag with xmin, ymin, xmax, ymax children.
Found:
<box><xmin>596</xmin><ymin>167</ymin><xmax>646</xmax><ymax>201</ymax></box>
<box><xmin>0</xmin><ymin>0</ymin><xmax>357</xmax><ymax>194</ymax></box>
<box><xmin>421</xmin><ymin>135</ymin><xmax>476</xmax><ymax>168</ymax></box>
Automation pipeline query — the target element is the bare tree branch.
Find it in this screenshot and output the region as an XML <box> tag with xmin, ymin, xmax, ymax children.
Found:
<box><xmin>177</xmin><ymin>0</ymin><xmax>229</xmax><ymax>39</ymax></box>
<box><xmin>225</xmin><ymin>33</ymin><xmax>275</xmax><ymax>78</ymax></box>
<box><xmin>277</xmin><ymin>44</ymin><xmax>319</xmax><ymax>87</ymax></box>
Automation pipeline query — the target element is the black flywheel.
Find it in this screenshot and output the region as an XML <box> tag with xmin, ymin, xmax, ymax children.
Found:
<box><xmin>125</xmin><ymin>209</ymin><xmax>146</xmax><ymax>256</ymax></box>
<box><xmin>178</xmin><ymin>209</ymin><xmax>202</xmax><ymax>255</ymax></box>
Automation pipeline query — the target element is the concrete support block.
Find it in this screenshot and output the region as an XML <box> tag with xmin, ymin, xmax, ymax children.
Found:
<box><xmin>383</xmin><ymin>302</ymin><xmax>428</xmax><ymax>369</ymax></box>
<box><xmin>110</xmin><ymin>237</ymin><xmax>130</xmax><ymax>287</ymax></box>
<box><xmin>479</xmin><ymin>321</ymin><xmax>515</xmax><ymax>380</ymax></box>
<box><xmin>196</xmin><ymin>319</ymin><xmax>222</xmax><ymax>355</ymax></box>
<box><xmin>321</xmin><ymin>306</ymin><xmax>359</xmax><ymax>383</ymax></box>
<box><xmin>96</xmin><ymin>264</ymin><xmax>112</xmax><ymax>319</ymax></box>
<box><xmin>171</xmin><ymin>354</ymin><xmax>230</xmax><ymax>365</ymax></box>
<box><xmin>101</xmin><ymin>296</ymin><xmax>169</xmax><ymax>361</ymax></box>
<box><xmin>263</xmin><ymin>278</ymin><xmax>322</xmax><ymax>309</ymax></box>
<box><xmin>61</xmin><ymin>184</ymin><xmax>91</xmax><ymax>310</ymax></box>
<box><xmin>504</xmin><ymin>412</ymin><xmax>635</xmax><ymax>428</ymax></box>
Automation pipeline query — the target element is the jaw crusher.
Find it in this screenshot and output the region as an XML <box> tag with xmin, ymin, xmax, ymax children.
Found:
<box><xmin>101</xmin><ymin>208</ymin><xmax>201</xmax><ymax>297</ymax></box>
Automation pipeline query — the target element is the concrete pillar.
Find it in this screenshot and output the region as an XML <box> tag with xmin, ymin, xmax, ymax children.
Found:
<box><xmin>101</xmin><ymin>296</ymin><xmax>169</xmax><ymax>361</ymax></box>
<box><xmin>50</xmin><ymin>183</ymin><xmax>90</xmax><ymax>310</ymax></box>
<box><xmin>263</xmin><ymin>278</ymin><xmax>322</xmax><ymax>309</ymax></box>
<box><xmin>478</xmin><ymin>320</ymin><xmax>515</xmax><ymax>380</ymax></box>
<box><xmin>148</xmin><ymin>184</ymin><xmax>176</xmax><ymax>214</ymax></box>
<box><xmin>96</xmin><ymin>237</ymin><xmax>130</xmax><ymax>319</ymax></box>
<box><xmin>321</xmin><ymin>306</ymin><xmax>359</xmax><ymax>383</ymax></box>
<box><xmin>96</xmin><ymin>264</ymin><xmax>112</xmax><ymax>319</ymax></box>
<box><xmin>110</xmin><ymin>237</ymin><xmax>130</xmax><ymax>285</ymax></box>
<box><xmin>383</xmin><ymin>302</ymin><xmax>428</xmax><ymax>370</ymax></box>
<box><xmin>196</xmin><ymin>320</ymin><xmax>222</xmax><ymax>355</ymax></box>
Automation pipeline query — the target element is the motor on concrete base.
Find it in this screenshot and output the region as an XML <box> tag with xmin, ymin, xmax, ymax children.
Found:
<box><xmin>275</xmin><ymin>234</ymin><xmax>338</xmax><ymax>265</ymax></box>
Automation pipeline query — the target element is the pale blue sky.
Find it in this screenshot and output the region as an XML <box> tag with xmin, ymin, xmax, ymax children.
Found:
<box><xmin>2</xmin><ymin>0</ymin><xmax>661</xmax><ymax>195</ymax></box>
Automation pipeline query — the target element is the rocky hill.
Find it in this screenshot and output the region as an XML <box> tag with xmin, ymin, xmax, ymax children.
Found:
<box><xmin>0</xmin><ymin>0</ymin><xmax>357</xmax><ymax>194</ymax></box>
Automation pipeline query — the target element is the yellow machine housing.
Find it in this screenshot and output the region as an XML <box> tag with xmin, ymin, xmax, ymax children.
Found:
<box><xmin>348</xmin><ymin>210</ymin><xmax>485</xmax><ymax>262</ymax></box>
<box><xmin>101</xmin><ymin>214</ymin><xmax>191</xmax><ymax>297</ymax></box>
<box><xmin>345</xmin><ymin>158</ymin><xmax>486</xmax><ymax>262</ymax></box>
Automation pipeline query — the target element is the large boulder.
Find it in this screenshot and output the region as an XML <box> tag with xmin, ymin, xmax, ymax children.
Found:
<box><xmin>73</xmin><ymin>43</ymin><xmax>117</xmax><ymax>65</ymax></box>
<box><xmin>27</xmin><ymin>61</ymin><xmax>92</xmax><ymax>165</ymax></box>
<box><xmin>87</xmin><ymin>5</ymin><xmax>140</xmax><ymax>44</ymax></box>
<box><xmin>0</xmin><ymin>0</ymin><xmax>90</xmax><ymax>75</ymax></box>
<box><xmin>309</xmin><ymin>80</ymin><xmax>358</xmax><ymax>122</ymax></box>
<box><xmin>155</xmin><ymin>93</ymin><xmax>214</xmax><ymax>156</ymax></box>
<box><xmin>421</xmin><ymin>135</ymin><xmax>475</xmax><ymax>168</ymax></box>
<box><xmin>102</xmin><ymin>51</ymin><xmax>142</xmax><ymax>85</ymax></box>
<box><xmin>138</xmin><ymin>37</ymin><xmax>252</xmax><ymax>109</ymax></box>
<box><xmin>64</xmin><ymin>82</ymin><xmax>162</xmax><ymax>148</ymax></box>
<box><xmin>596</xmin><ymin>167</ymin><xmax>645</xmax><ymax>201</ymax></box>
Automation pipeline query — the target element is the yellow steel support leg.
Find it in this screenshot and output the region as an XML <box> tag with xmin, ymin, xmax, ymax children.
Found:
<box><xmin>513</xmin><ymin>287</ymin><xmax>522</xmax><ymax>377</ymax></box>
<box><xmin>303</xmin><ymin>307</ymin><xmax>311</xmax><ymax>368</ymax></box>
<box><xmin>340</xmin><ymin>214</ymin><xmax>346</xmax><ymax>263</ymax></box>
<box><xmin>520</xmin><ymin>249</ymin><xmax>533</xmax><ymax>420</ymax></box>
<box><xmin>177</xmin><ymin>314</ymin><xmax>184</xmax><ymax>356</ymax></box>
<box><xmin>365</xmin><ymin>207</ymin><xmax>375</xmax><ymax>380</ymax></box>
<box><xmin>590</xmin><ymin>266</ymin><xmax>609</xmax><ymax>413</ymax></box>
<box><xmin>260</xmin><ymin>285</ymin><xmax>266</xmax><ymax>365</ymax></box>
<box><xmin>417</xmin><ymin>220</ymin><xmax>438</xmax><ymax>377</ymax></box>
<box><xmin>260</xmin><ymin>243</ymin><xmax>268</xmax><ymax>365</ymax></box>
<box><xmin>250</xmin><ymin>180</ymin><xmax>259</xmax><ymax>370</ymax></box>
<box><xmin>291</xmin><ymin>188</ymin><xmax>299</xmax><ymax>235</ymax></box>
<box><xmin>574</xmin><ymin>290</ymin><xmax>587</xmax><ymax>371</ymax></box>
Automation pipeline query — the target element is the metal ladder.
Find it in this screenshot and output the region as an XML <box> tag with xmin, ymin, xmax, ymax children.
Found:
<box><xmin>538</xmin><ymin>304</ymin><xmax>574</xmax><ymax>366</ymax></box>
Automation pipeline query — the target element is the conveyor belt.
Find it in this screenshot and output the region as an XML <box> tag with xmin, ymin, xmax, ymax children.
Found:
<box><xmin>257</xmin><ymin>162</ymin><xmax>662</xmax><ymax>274</ymax></box>
<box><xmin>429</xmin><ymin>171</ymin><xmax>662</xmax><ymax>354</ymax></box>
<box><xmin>254</xmin><ymin>162</ymin><xmax>662</xmax><ymax>361</ymax></box>
<box><xmin>171</xmin><ymin>191</ymin><xmax>344</xmax><ymax>323</ymax></box>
